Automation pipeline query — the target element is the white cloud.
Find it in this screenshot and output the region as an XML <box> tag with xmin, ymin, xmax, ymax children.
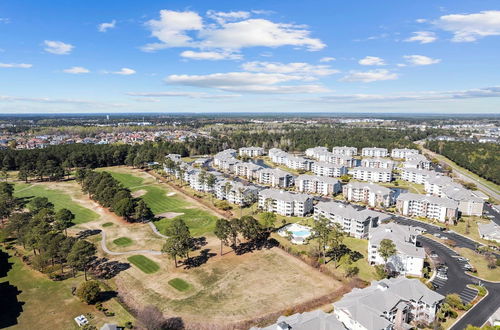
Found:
<box><xmin>165</xmin><ymin>71</ymin><xmax>329</xmax><ymax>94</ymax></box>
<box><xmin>0</xmin><ymin>63</ymin><xmax>32</xmax><ymax>68</ymax></box>
<box><xmin>98</xmin><ymin>20</ymin><xmax>116</xmax><ymax>32</ymax></box>
<box><xmin>241</xmin><ymin>61</ymin><xmax>338</xmax><ymax>77</ymax></box>
<box><xmin>44</xmin><ymin>40</ymin><xmax>74</xmax><ymax>55</ymax></box>
<box><xmin>180</xmin><ymin>50</ymin><xmax>242</xmax><ymax>60</ymax></box>
<box><xmin>63</xmin><ymin>66</ymin><xmax>90</xmax><ymax>74</ymax></box>
<box><xmin>127</xmin><ymin>91</ymin><xmax>240</xmax><ymax>99</ymax></box>
<box><xmin>142</xmin><ymin>9</ymin><xmax>325</xmax><ymax>53</ymax></box>
<box><xmin>416</xmin><ymin>18</ymin><xmax>427</xmax><ymax>23</ymax></box>
<box><xmin>434</xmin><ymin>10</ymin><xmax>500</xmax><ymax>42</ymax></box>
<box><xmin>0</xmin><ymin>18</ymin><xmax>10</xmax><ymax>24</ymax></box>
<box><xmin>319</xmin><ymin>57</ymin><xmax>335</xmax><ymax>62</ymax></box>
<box><xmin>404</xmin><ymin>31</ymin><xmax>437</xmax><ymax>44</ymax></box>
<box><xmin>299</xmin><ymin>86</ymin><xmax>500</xmax><ymax>103</ymax></box>
<box><xmin>358</xmin><ymin>56</ymin><xmax>385</xmax><ymax>66</ymax></box>
<box><xmin>340</xmin><ymin>69</ymin><xmax>398</xmax><ymax>83</ymax></box>
<box><xmin>0</xmin><ymin>95</ymin><xmax>122</xmax><ymax>107</ymax></box>
<box><xmin>403</xmin><ymin>55</ymin><xmax>441</xmax><ymax>66</ymax></box>
<box><xmin>112</xmin><ymin>68</ymin><xmax>136</xmax><ymax>75</ymax></box>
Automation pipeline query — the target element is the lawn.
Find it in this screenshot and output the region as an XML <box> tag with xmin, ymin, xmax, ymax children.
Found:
<box><xmin>113</xmin><ymin>237</ymin><xmax>133</xmax><ymax>247</ymax></box>
<box><xmin>102</xmin><ymin>167</ymin><xmax>218</xmax><ymax>237</ymax></box>
<box><xmin>456</xmin><ymin>248</ymin><xmax>500</xmax><ymax>281</ymax></box>
<box><xmin>0</xmin><ymin>248</ymin><xmax>133</xmax><ymax>329</ymax></box>
<box><xmin>102</xmin><ymin>222</ymin><xmax>114</xmax><ymax>227</ymax></box>
<box><xmin>168</xmin><ymin>278</ymin><xmax>191</xmax><ymax>292</ymax></box>
<box><xmin>127</xmin><ymin>255</ymin><xmax>160</xmax><ymax>274</ymax></box>
<box><xmin>14</xmin><ymin>183</ymin><xmax>99</xmax><ymax>224</ymax></box>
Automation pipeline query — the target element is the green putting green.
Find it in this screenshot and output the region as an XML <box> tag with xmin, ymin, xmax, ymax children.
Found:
<box><xmin>112</xmin><ymin>237</ymin><xmax>133</xmax><ymax>247</ymax></box>
<box><xmin>168</xmin><ymin>278</ymin><xmax>191</xmax><ymax>292</ymax></box>
<box><xmin>127</xmin><ymin>255</ymin><xmax>160</xmax><ymax>274</ymax></box>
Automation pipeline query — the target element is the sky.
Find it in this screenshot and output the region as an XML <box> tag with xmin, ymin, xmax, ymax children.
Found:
<box><xmin>1</xmin><ymin>0</ymin><xmax>500</xmax><ymax>114</ymax></box>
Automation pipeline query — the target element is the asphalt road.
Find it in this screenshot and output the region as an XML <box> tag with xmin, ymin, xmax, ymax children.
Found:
<box><xmin>416</xmin><ymin>236</ymin><xmax>500</xmax><ymax>329</ymax></box>
<box><xmin>483</xmin><ymin>203</ymin><xmax>500</xmax><ymax>227</ymax></box>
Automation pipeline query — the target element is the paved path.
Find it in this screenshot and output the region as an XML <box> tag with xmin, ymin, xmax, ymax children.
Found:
<box><xmin>100</xmin><ymin>229</ymin><xmax>162</xmax><ymax>256</ymax></box>
<box><xmin>148</xmin><ymin>221</ymin><xmax>168</xmax><ymax>239</ymax></box>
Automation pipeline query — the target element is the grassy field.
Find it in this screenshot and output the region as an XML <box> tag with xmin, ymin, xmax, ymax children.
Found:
<box><xmin>113</xmin><ymin>237</ymin><xmax>133</xmax><ymax>247</ymax></box>
<box><xmin>101</xmin><ymin>167</ymin><xmax>218</xmax><ymax>237</ymax></box>
<box><xmin>127</xmin><ymin>255</ymin><xmax>160</xmax><ymax>274</ymax></box>
<box><xmin>168</xmin><ymin>278</ymin><xmax>191</xmax><ymax>292</ymax></box>
<box><xmin>0</xmin><ymin>248</ymin><xmax>133</xmax><ymax>329</ymax></box>
<box><xmin>456</xmin><ymin>248</ymin><xmax>500</xmax><ymax>281</ymax></box>
<box><xmin>102</xmin><ymin>222</ymin><xmax>114</xmax><ymax>227</ymax></box>
<box><xmin>13</xmin><ymin>183</ymin><xmax>99</xmax><ymax>224</ymax></box>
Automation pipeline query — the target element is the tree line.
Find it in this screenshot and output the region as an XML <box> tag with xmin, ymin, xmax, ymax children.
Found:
<box><xmin>1</xmin><ymin>183</ymin><xmax>96</xmax><ymax>280</ymax></box>
<box><xmin>75</xmin><ymin>169</ymin><xmax>153</xmax><ymax>223</ymax></box>
<box><xmin>426</xmin><ymin>141</ymin><xmax>500</xmax><ymax>184</ymax></box>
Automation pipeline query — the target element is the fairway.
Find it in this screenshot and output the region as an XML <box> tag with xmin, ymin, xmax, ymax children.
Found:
<box><xmin>102</xmin><ymin>222</ymin><xmax>114</xmax><ymax>227</ymax></box>
<box><xmin>102</xmin><ymin>167</ymin><xmax>218</xmax><ymax>236</ymax></box>
<box><xmin>113</xmin><ymin>237</ymin><xmax>133</xmax><ymax>247</ymax></box>
<box><xmin>14</xmin><ymin>183</ymin><xmax>99</xmax><ymax>224</ymax></box>
<box><xmin>127</xmin><ymin>255</ymin><xmax>160</xmax><ymax>274</ymax></box>
<box><xmin>168</xmin><ymin>278</ymin><xmax>191</xmax><ymax>292</ymax></box>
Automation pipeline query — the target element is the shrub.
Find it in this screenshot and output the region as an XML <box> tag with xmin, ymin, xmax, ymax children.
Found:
<box><xmin>76</xmin><ymin>280</ymin><xmax>101</xmax><ymax>304</ymax></box>
<box><xmin>125</xmin><ymin>321</ymin><xmax>133</xmax><ymax>329</ymax></box>
<box><xmin>345</xmin><ymin>266</ymin><xmax>360</xmax><ymax>277</ymax></box>
<box><xmin>374</xmin><ymin>265</ymin><xmax>388</xmax><ymax>280</ymax></box>
<box><xmin>214</xmin><ymin>200</ymin><xmax>232</xmax><ymax>210</ymax></box>
<box><xmin>445</xmin><ymin>294</ymin><xmax>464</xmax><ymax>310</ymax></box>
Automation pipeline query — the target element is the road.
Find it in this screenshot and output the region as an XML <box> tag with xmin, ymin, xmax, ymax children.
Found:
<box><xmin>417</xmin><ymin>236</ymin><xmax>500</xmax><ymax>329</ymax></box>
<box><xmin>417</xmin><ymin>141</ymin><xmax>500</xmax><ymax>202</ymax></box>
<box><xmin>483</xmin><ymin>203</ymin><xmax>500</xmax><ymax>227</ymax></box>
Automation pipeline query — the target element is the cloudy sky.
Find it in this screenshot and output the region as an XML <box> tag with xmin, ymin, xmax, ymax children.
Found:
<box><xmin>1</xmin><ymin>0</ymin><xmax>500</xmax><ymax>113</ymax></box>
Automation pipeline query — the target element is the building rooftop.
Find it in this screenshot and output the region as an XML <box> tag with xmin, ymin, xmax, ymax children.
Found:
<box><xmin>397</xmin><ymin>193</ymin><xmax>458</xmax><ymax>208</ymax></box>
<box><xmin>260</xmin><ymin>189</ymin><xmax>312</xmax><ymax>203</ymax></box>
<box><xmin>253</xmin><ymin>309</ymin><xmax>346</xmax><ymax>330</ymax></box>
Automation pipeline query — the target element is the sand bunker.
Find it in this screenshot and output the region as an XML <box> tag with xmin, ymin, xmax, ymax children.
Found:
<box><xmin>167</xmin><ymin>192</ymin><xmax>176</xmax><ymax>197</ymax></box>
<box><xmin>132</xmin><ymin>189</ymin><xmax>147</xmax><ymax>198</ymax></box>
<box><xmin>158</xmin><ymin>212</ymin><xmax>184</xmax><ymax>219</ymax></box>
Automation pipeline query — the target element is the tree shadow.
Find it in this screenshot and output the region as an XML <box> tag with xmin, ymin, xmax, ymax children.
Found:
<box><xmin>88</xmin><ymin>257</ymin><xmax>130</xmax><ymax>279</ymax></box>
<box><xmin>0</xmin><ymin>249</ymin><xmax>13</xmax><ymax>277</ymax></box>
<box><xmin>98</xmin><ymin>290</ymin><xmax>118</xmax><ymax>303</ymax></box>
<box><xmin>0</xmin><ymin>282</ymin><xmax>24</xmax><ymax>328</ymax></box>
<box><xmin>325</xmin><ymin>244</ymin><xmax>364</xmax><ymax>267</ymax></box>
<box><xmin>163</xmin><ymin>316</ymin><xmax>185</xmax><ymax>330</ymax></box>
<box><xmin>182</xmin><ymin>249</ymin><xmax>216</xmax><ymax>269</ymax></box>
<box><xmin>233</xmin><ymin>234</ymin><xmax>279</xmax><ymax>256</ymax></box>
<box><xmin>76</xmin><ymin>229</ymin><xmax>102</xmax><ymax>239</ymax></box>
<box><xmin>189</xmin><ymin>236</ymin><xmax>207</xmax><ymax>251</ymax></box>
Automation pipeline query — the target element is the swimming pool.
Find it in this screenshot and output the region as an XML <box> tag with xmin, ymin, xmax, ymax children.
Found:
<box><xmin>292</xmin><ymin>229</ymin><xmax>312</xmax><ymax>237</ymax></box>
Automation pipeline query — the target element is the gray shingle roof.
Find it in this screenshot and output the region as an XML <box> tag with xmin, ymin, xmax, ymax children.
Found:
<box><xmin>397</xmin><ymin>193</ymin><xmax>458</xmax><ymax>208</ymax></box>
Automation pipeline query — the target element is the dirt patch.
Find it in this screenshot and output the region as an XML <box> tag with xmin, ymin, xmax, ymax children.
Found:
<box><xmin>132</xmin><ymin>189</ymin><xmax>147</xmax><ymax>198</ymax></box>
<box><xmin>167</xmin><ymin>192</ymin><xmax>176</xmax><ymax>197</ymax></box>
<box><xmin>158</xmin><ymin>212</ymin><xmax>184</xmax><ymax>219</ymax></box>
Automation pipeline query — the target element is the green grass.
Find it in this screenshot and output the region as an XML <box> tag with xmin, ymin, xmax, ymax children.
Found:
<box><xmin>14</xmin><ymin>183</ymin><xmax>99</xmax><ymax>224</ymax></box>
<box><xmin>168</xmin><ymin>278</ymin><xmax>191</xmax><ymax>292</ymax></box>
<box><xmin>127</xmin><ymin>255</ymin><xmax>160</xmax><ymax>274</ymax></box>
<box><xmin>0</xmin><ymin>248</ymin><xmax>134</xmax><ymax>329</ymax></box>
<box><xmin>102</xmin><ymin>222</ymin><xmax>114</xmax><ymax>227</ymax></box>
<box><xmin>113</xmin><ymin>237</ymin><xmax>133</xmax><ymax>247</ymax></box>
<box><xmin>104</xmin><ymin>169</ymin><xmax>218</xmax><ymax>236</ymax></box>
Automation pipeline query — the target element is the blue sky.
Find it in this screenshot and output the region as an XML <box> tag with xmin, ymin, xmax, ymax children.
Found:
<box><xmin>1</xmin><ymin>0</ymin><xmax>500</xmax><ymax>113</ymax></box>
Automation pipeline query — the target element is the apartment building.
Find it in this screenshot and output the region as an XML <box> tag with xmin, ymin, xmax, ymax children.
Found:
<box><xmin>214</xmin><ymin>179</ymin><xmax>259</xmax><ymax>206</ymax></box>
<box><xmin>165</xmin><ymin>153</ymin><xmax>182</xmax><ymax>162</ymax></box>
<box><xmin>311</xmin><ymin>161</ymin><xmax>348</xmax><ymax>177</ymax></box>
<box><xmin>296</xmin><ymin>174</ymin><xmax>341</xmax><ymax>195</ymax></box>
<box><xmin>258</xmin><ymin>189</ymin><xmax>313</xmax><ymax>217</ymax></box>
<box><xmin>305</xmin><ymin>146</ymin><xmax>329</xmax><ymax>159</ymax></box>
<box><xmin>404</xmin><ymin>154</ymin><xmax>431</xmax><ymax>170</ymax></box>
<box><xmin>368</xmin><ymin>223</ymin><xmax>424</xmax><ymax>277</ymax></box>
<box><xmin>334</xmin><ymin>278</ymin><xmax>444</xmax><ymax>329</ymax></box>
<box><xmin>238</xmin><ymin>146</ymin><xmax>265</xmax><ymax>157</ymax></box>
<box><xmin>391</xmin><ymin>148</ymin><xmax>419</xmax><ymax>159</ymax></box>
<box><xmin>400</xmin><ymin>168</ymin><xmax>437</xmax><ymax>185</ymax></box>
<box><xmin>361</xmin><ymin>147</ymin><xmax>388</xmax><ymax>158</ymax></box>
<box><xmin>349</xmin><ymin>167</ymin><xmax>393</xmax><ymax>183</ymax></box>
<box><xmin>342</xmin><ymin>182</ymin><xmax>394</xmax><ymax>207</ymax></box>
<box><xmin>314</xmin><ymin>201</ymin><xmax>391</xmax><ymax>239</ymax></box>
<box><xmin>442</xmin><ymin>185</ymin><xmax>485</xmax><ymax>216</ymax></box>
<box><xmin>213</xmin><ymin>149</ymin><xmax>238</xmax><ymax>172</ymax></box>
<box><xmin>257</xmin><ymin>168</ymin><xmax>295</xmax><ymax>188</ymax></box>
<box><xmin>285</xmin><ymin>155</ymin><xmax>313</xmax><ymax>171</ymax></box>
<box><xmin>361</xmin><ymin>157</ymin><xmax>395</xmax><ymax>169</ymax></box>
<box><xmin>269</xmin><ymin>149</ymin><xmax>289</xmax><ymax>165</ymax></box>
<box><xmin>396</xmin><ymin>193</ymin><xmax>458</xmax><ymax>223</ymax></box>
<box><xmin>332</xmin><ymin>146</ymin><xmax>358</xmax><ymax>156</ymax></box>
<box><xmin>424</xmin><ymin>175</ymin><xmax>455</xmax><ymax>196</ymax></box>
<box><xmin>234</xmin><ymin>162</ymin><xmax>263</xmax><ymax>180</ymax></box>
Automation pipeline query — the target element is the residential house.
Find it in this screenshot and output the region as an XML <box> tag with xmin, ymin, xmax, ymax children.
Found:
<box><xmin>343</xmin><ymin>182</ymin><xmax>394</xmax><ymax>208</ymax></box>
<box><xmin>333</xmin><ymin>278</ymin><xmax>444</xmax><ymax>329</ymax></box>
<box><xmin>396</xmin><ymin>193</ymin><xmax>458</xmax><ymax>223</ymax></box>
<box><xmin>259</xmin><ymin>189</ymin><xmax>313</xmax><ymax>217</ymax></box>
<box><xmin>368</xmin><ymin>223</ymin><xmax>425</xmax><ymax>277</ymax></box>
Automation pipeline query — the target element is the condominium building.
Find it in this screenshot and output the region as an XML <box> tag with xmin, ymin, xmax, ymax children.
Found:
<box><xmin>442</xmin><ymin>185</ymin><xmax>485</xmax><ymax>216</ymax></box>
<box><xmin>234</xmin><ymin>162</ymin><xmax>263</xmax><ymax>180</ymax></box>
<box><xmin>400</xmin><ymin>168</ymin><xmax>437</xmax><ymax>185</ymax></box>
<box><xmin>342</xmin><ymin>182</ymin><xmax>394</xmax><ymax>207</ymax></box>
<box><xmin>214</xmin><ymin>179</ymin><xmax>259</xmax><ymax>206</ymax></box>
<box><xmin>305</xmin><ymin>146</ymin><xmax>329</xmax><ymax>159</ymax></box>
<box><xmin>361</xmin><ymin>157</ymin><xmax>395</xmax><ymax>169</ymax></box>
<box><xmin>238</xmin><ymin>146</ymin><xmax>265</xmax><ymax>157</ymax></box>
<box><xmin>311</xmin><ymin>161</ymin><xmax>348</xmax><ymax>177</ymax></box>
<box><xmin>296</xmin><ymin>174</ymin><xmax>341</xmax><ymax>195</ymax></box>
<box><xmin>252</xmin><ymin>310</ymin><xmax>345</xmax><ymax>330</ymax></box>
<box><xmin>258</xmin><ymin>189</ymin><xmax>313</xmax><ymax>217</ymax></box>
<box><xmin>424</xmin><ymin>175</ymin><xmax>455</xmax><ymax>197</ymax></box>
<box><xmin>285</xmin><ymin>155</ymin><xmax>313</xmax><ymax>171</ymax></box>
<box><xmin>368</xmin><ymin>223</ymin><xmax>424</xmax><ymax>277</ymax></box>
<box><xmin>314</xmin><ymin>201</ymin><xmax>391</xmax><ymax>239</ymax></box>
<box><xmin>349</xmin><ymin>167</ymin><xmax>393</xmax><ymax>183</ymax></box>
<box><xmin>404</xmin><ymin>154</ymin><xmax>431</xmax><ymax>170</ymax></box>
<box><xmin>396</xmin><ymin>193</ymin><xmax>458</xmax><ymax>223</ymax></box>
<box><xmin>361</xmin><ymin>147</ymin><xmax>388</xmax><ymax>158</ymax></box>
<box><xmin>165</xmin><ymin>153</ymin><xmax>182</xmax><ymax>162</ymax></box>
<box><xmin>332</xmin><ymin>146</ymin><xmax>358</xmax><ymax>156</ymax></box>
<box><xmin>391</xmin><ymin>148</ymin><xmax>419</xmax><ymax>159</ymax></box>
<box><xmin>257</xmin><ymin>168</ymin><xmax>295</xmax><ymax>188</ymax></box>
<box><xmin>213</xmin><ymin>149</ymin><xmax>238</xmax><ymax>172</ymax></box>
<box><xmin>334</xmin><ymin>278</ymin><xmax>444</xmax><ymax>329</ymax></box>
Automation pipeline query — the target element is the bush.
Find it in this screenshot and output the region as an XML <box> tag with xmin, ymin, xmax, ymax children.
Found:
<box><xmin>125</xmin><ymin>321</ymin><xmax>133</xmax><ymax>329</ymax></box>
<box><xmin>76</xmin><ymin>280</ymin><xmax>101</xmax><ymax>304</ymax></box>
<box><xmin>104</xmin><ymin>311</ymin><xmax>115</xmax><ymax>317</ymax></box>
<box><xmin>345</xmin><ymin>266</ymin><xmax>360</xmax><ymax>277</ymax></box>
<box><xmin>214</xmin><ymin>200</ymin><xmax>232</xmax><ymax>210</ymax></box>
<box><xmin>374</xmin><ymin>265</ymin><xmax>387</xmax><ymax>280</ymax></box>
<box><xmin>445</xmin><ymin>294</ymin><xmax>464</xmax><ymax>310</ymax></box>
